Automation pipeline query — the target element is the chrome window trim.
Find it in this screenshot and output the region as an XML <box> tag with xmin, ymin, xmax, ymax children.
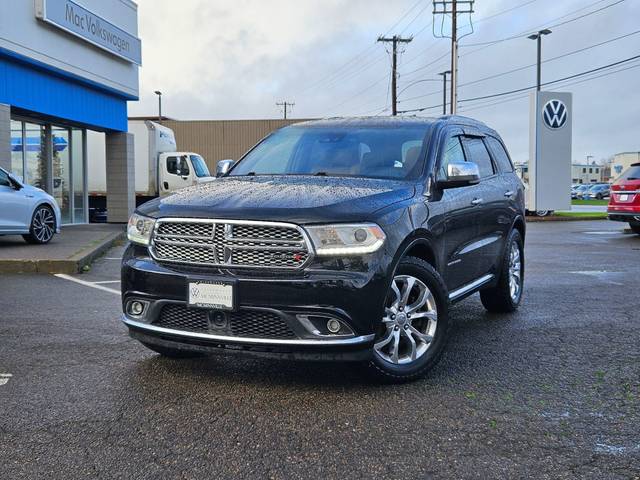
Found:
<box><xmin>149</xmin><ymin>217</ymin><xmax>315</xmax><ymax>270</ymax></box>
<box><xmin>122</xmin><ymin>315</ymin><xmax>373</xmax><ymax>346</ymax></box>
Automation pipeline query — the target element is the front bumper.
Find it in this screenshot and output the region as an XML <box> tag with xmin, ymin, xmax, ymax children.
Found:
<box><xmin>121</xmin><ymin>245</ymin><xmax>390</xmax><ymax>361</ymax></box>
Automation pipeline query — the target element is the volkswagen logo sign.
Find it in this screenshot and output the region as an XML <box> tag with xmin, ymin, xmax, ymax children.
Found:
<box><xmin>542</xmin><ymin>99</ymin><xmax>568</xmax><ymax>129</ymax></box>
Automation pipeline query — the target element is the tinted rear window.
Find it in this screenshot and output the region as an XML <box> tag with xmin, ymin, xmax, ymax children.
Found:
<box><xmin>621</xmin><ymin>165</ymin><xmax>640</xmax><ymax>180</ymax></box>
<box><xmin>462</xmin><ymin>137</ymin><xmax>495</xmax><ymax>178</ymax></box>
<box><xmin>485</xmin><ymin>137</ymin><xmax>513</xmax><ymax>173</ymax></box>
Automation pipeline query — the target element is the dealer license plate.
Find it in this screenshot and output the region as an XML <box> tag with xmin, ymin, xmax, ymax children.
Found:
<box><xmin>617</xmin><ymin>194</ymin><xmax>629</xmax><ymax>201</ymax></box>
<box><xmin>188</xmin><ymin>281</ymin><xmax>234</xmax><ymax>310</ymax></box>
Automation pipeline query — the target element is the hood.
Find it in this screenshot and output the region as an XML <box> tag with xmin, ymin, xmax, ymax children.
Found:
<box><xmin>138</xmin><ymin>175</ymin><xmax>415</xmax><ymax>223</ymax></box>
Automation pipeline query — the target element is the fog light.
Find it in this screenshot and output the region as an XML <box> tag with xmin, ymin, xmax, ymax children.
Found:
<box><xmin>327</xmin><ymin>318</ymin><xmax>341</xmax><ymax>333</ymax></box>
<box><xmin>130</xmin><ymin>301</ymin><xmax>144</xmax><ymax>316</ymax></box>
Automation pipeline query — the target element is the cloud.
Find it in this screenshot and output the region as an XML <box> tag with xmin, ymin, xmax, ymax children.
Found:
<box><xmin>129</xmin><ymin>0</ymin><xmax>640</xmax><ymax>161</ymax></box>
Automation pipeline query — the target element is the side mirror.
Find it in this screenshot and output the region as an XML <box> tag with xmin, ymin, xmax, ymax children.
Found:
<box><xmin>439</xmin><ymin>162</ymin><xmax>480</xmax><ymax>188</ymax></box>
<box><xmin>216</xmin><ymin>159</ymin><xmax>234</xmax><ymax>177</ymax></box>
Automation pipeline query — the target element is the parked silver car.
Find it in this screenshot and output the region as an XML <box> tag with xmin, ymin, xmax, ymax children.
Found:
<box><xmin>0</xmin><ymin>167</ymin><xmax>61</xmax><ymax>244</ymax></box>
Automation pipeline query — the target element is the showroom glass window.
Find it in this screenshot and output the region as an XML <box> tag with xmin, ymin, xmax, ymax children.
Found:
<box><xmin>71</xmin><ymin>128</ymin><xmax>85</xmax><ymax>223</ymax></box>
<box><xmin>10</xmin><ymin>120</ymin><xmax>23</xmax><ymax>178</ymax></box>
<box><xmin>52</xmin><ymin>126</ymin><xmax>71</xmax><ymax>224</ymax></box>
<box><xmin>24</xmin><ymin>123</ymin><xmax>47</xmax><ymax>190</ymax></box>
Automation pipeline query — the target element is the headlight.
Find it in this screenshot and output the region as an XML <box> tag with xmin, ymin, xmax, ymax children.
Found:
<box><xmin>127</xmin><ymin>213</ymin><xmax>156</xmax><ymax>246</ymax></box>
<box><xmin>304</xmin><ymin>223</ymin><xmax>386</xmax><ymax>256</ymax></box>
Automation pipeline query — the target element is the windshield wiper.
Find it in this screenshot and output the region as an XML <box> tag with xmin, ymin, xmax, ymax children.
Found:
<box><xmin>314</xmin><ymin>171</ymin><xmax>328</xmax><ymax>176</ymax></box>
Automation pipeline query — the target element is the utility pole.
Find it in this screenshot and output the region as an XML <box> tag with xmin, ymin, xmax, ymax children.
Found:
<box><xmin>276</xmin><ymin>101</ymin><xmax>295</xmax><ymax>119</ymax></box>
<box><xmin>438</xmin><ymin>70</ymin><xmax>451</xmax><ymax>115</ymax></box>
<box><xmin>528</xmin><ymin>29</ymin><xmax>552</xmax><ymax>91</ymax></box>
<box><xmin>377</xmin><ymin>35</ymin><xmax>413</xmax><ymax>116</ymax></box>
<box><xmin>433</xmin><ymin>1</ymin><xmax>474</xmax><ymax>114</ymax></box>
<box><xmin>154</xmin><ymin>90</ymin><xmax>162</xmax><ymax>121</ymax></box>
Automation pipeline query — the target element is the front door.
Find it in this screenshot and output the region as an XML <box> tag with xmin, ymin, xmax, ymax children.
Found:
<box><xmin>435</xmin><ymin>130</ymin><xmax>483</xmax><ymax>291</ymax></box>
<box><xmin>160</xmin><ymin>154</ymin><xmax>193</xmax><ymax>195</ymax></box>
<box><xmin>0</xmin><ymin>170</ymin><xmax>31</xmax><ymax>231</ymax></box>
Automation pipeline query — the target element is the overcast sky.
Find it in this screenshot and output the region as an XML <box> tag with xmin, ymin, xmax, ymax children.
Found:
<box><xmin>129</xmin><ymin>0</ymin><xmax>640</xmax><ymax>163</ymax></box>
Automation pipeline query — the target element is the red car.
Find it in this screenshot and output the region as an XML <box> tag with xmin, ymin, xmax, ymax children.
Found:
<box><xmin>608</xmin><ymin>162</ymin><xmax>640</xmax><ymax>234</ymax></box>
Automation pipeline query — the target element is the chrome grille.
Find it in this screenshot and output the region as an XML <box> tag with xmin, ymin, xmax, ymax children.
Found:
<box><xmin>150</xmin><ymin>219</ymin><xmax>311</xmax><ymax>269</ymax></box>
<box><xmin>156</xmin><ymin>304</ymin><xmax>296</xmax><ymax>339</ymax></box>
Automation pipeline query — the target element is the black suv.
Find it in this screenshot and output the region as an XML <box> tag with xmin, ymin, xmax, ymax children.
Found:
<box><xmin>122</xmin><ymin>116</ymin><xmax>525</xmax><ymax>381</ymax></box>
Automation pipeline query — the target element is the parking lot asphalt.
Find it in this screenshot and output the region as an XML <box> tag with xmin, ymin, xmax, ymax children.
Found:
<box><xmin>1</xmin><ymin>220</ymin><xmax>639</xmax><ymax>479</ymax></box>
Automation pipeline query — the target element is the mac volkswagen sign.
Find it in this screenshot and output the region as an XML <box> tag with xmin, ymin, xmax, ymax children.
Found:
<box><xmin>542</xmin><ymin>99</ymin><xmax>568</xmax><ymax>129</ymax></box>
<box><xmin>35</xmin><ymin>0</ymin><xmax>142</xmax><ymax>65</ymax></box>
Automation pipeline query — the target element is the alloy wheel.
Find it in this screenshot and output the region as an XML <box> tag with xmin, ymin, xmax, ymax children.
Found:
<box><xmin>508</xmin><ymin>242</ymin><xmax>522</xmax><ymax>302</ymax></box>
<box><xmin>374</xmin><ymin>275</ymin><xmax>438</xmax><ymax>365</ymax></box>
<box><xmin>32</xmin><ymin>207</ymin><xmax>55</xmax><ymax>243</ymax></box>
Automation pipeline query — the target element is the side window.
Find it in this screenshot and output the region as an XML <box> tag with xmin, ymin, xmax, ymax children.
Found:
<box><xmin>438</xmin><ymin>135</ymin><xmax>465</xmax><ymax>180</ymax></box>
<box><xmin>462</xmin><ymin>137</ymin><xmax>495</xmax><ymax>178</ymax></box>
<box><xmin>486</xmin><ymin>137</ymin><xmax>514</xmax><ymax>173</ymax></box>
<box><xmin>0</xmin><ymin>170</ymin><xmax>11</xmax><ymax>187</ymax></box>
<box><xmin>167</xmin><ymin>156</ymin><xmax>190</xmax><ymax>176</ymax></box>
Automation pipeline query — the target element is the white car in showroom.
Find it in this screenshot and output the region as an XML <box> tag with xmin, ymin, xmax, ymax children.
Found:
<box><xmin>0</xmin><ymin>166</ymin><xmax>61</xmax><ymax>244</ymax></box>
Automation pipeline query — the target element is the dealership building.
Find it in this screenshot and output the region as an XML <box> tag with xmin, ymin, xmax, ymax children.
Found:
<box><xmin>0</xmin><ymin>0</ymin><xmax>140</xmax><ymax>223</ymax></box>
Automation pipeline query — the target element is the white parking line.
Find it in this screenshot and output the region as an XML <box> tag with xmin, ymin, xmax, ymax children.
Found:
<box><xmin>54</xmin><ymin>274</ymin><xmax>120</xmax><ymax>295</ymax></box>
<box><xmin>93</xmin><ymin>280</ymin><xmax>121</xmax><ymax>284</ymax></box>
<box><xmin>105</xmin><ymin>257</ymin><xmax>122</xmax><ymax>260</ymax></box>
<box><xmin>0</xmin><ymin>373</ymin><xmax>12</xmax><ymax>386</ymax></box>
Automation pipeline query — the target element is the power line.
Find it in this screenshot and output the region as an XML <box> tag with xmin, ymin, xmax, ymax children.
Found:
<box><xmin>398</xmin><ymin>53</ymin><xmax>640</xmax><ymax>113</ymax></box>
<box><xmin>396</xmin><ymin>20</ymin><xmax>640</xmax><ymax>106</ymax></box>
<box><xmin>292</xmin><ymin>0</ymin><xmax>425</xmax><ymax>96</ymax></box>
<box><xmin>460</xmin><ymin>0</ymin><xmax>625</xmax><ymax>48</ymax></box>
<box><xmin>458</xmin><ymin>29</ymin><xmax>640</xmax><ymax>89</ymax></box>
<box><xmin>458</xmin><ymin>61</ymin><xmax>640</xmax><ymax>114</ymax></box>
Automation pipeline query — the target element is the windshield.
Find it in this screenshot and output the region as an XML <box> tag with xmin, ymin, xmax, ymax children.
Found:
<box><xmin>190</xmin><ymin>155</ymin><xmax>211</xmax><ymax>178</ymax></box>
<box><xmin>229</xmin><ymin>125</ymin><xmax>430</xmax><ymax>180</ymax></box>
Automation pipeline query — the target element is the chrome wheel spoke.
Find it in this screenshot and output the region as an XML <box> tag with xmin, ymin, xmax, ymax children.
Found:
<box><xmin>407</xmin><ymin>284</ymin><xmax>431</xmax><ymax>314</ymax></box>
<box><xmin>408</xmin><ymin>325</ymin><xmax>433</xmax><ymax>345</ymax></box>
<box><xmin>408</xmin><ymin>310</ymin><xmax>437</xmax><ymax>322</ymax></box>
<box><xmin>391</xmin><ymin>281</ymin><xmax>402</xmax><ymax>305</ymax></box>
<box><xmin>402</xmin><ymin>328</ymin><xmax>417</xmax><ymax>361</ymax></box>
<box><xmin>389</xmin><ymin>329</ymin><xmax>401</xmax><ymax>363</ymax></box>
<box><xmin>400</xmin><ymin>277</ymin><xmax>415</xmax><ymax>306</ymax></box>
<box><xmin>374</xmin><ymin>329</ymin><xmax>394</xmax><ymax>352</ymax></box>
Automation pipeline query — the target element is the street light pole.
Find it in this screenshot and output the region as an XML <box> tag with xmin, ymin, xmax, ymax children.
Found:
<box><xmin>527</xmin><ymin>29</ymin><xmax>552</xmax><ymax>91</ymax></box>
<box><xmin>439</xmin><ymin>70</ymin><xmax>451</xmax><ymax>115</ymax></box>
<box><xmin>154</xmin><ymin>90</ymin><xmax>162</xmax><ymax>121</ymax></box>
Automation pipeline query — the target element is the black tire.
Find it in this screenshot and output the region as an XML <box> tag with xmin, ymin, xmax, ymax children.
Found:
<box><xmin>22</xmin><ymin>204</ymin><xmax>56</xmax><ymax>244</ymax></box>
<box><xmin>629</xmin><ymin>222</ymin><xmax>640</xmax><ymax>235</ymax></box>
<box><xmin>367</xmin><ymin>256</ymin><xmax>450</xmax><ymax>383</ymax></box>
<box><xmin>480</xmin><ymin>229</ymin><xmax>524</xmax><ymax>313</ymax></box>
<box><xmin>596</xmin><ymin>193</ymin><xmax>603</xmax><ymax>200</ymax></box>
<box><xmin>140</xmin><ymin>341</ymin><xmax>205</xmax><ymax>359</ymax></box>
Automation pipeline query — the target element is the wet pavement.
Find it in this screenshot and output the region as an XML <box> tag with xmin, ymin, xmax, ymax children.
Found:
<box><xmin>0</xmin><ymin>220</ymin><xmax>638</xmax><ymax>479</ymax></box>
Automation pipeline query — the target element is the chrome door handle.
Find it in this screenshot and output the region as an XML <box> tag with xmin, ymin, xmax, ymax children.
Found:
<box><xmin>504</xmin><ymin>190</ymin><xmax>514</xmax><ymax>197</ymax></box>
<box><xmin>471</xmin><ymin>198</ymin><xmax>483</xmax><ymax>206</ymax></box>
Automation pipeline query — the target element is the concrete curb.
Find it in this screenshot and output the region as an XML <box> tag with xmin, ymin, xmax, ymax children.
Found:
<box><xmin>0</xmin><ymin>231</ymin><xmax>126</xmax><ymax>274</ymax></box>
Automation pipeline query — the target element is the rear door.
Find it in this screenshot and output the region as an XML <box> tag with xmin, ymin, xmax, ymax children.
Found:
<box><xmin>459</xmin><ymin>133</ymin><xmax>507</xmax><ymax>278</ymax></box>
